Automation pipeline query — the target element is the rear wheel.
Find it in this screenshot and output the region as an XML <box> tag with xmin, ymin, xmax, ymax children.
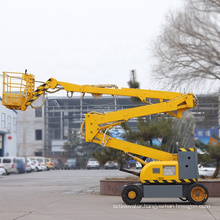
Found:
<box><xmin>187</xmin><ymin>183</ymin><xmax>208</xmax><ymax>205</ymax></box>
<box><xmin>122</xmin><ymin>184</ymin><xmax>143</xmax><ymax>205</ymax></box>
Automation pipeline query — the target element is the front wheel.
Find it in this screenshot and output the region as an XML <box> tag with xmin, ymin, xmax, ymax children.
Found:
<box><xmin>121</xmin><ymin>184</ymin><xmax>143</xmax><ymax>205</ymax></box>
<box><xmin>187</xmin><ymin>183</ymin><xmax>208</xmax><ymax>205</ymax></box>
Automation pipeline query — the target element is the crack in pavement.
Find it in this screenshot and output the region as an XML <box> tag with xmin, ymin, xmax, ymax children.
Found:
<box><xmin>12</xmin><ymin>198</ymin><xmax>65</xmax><ymax>220</ymax></box>
<box><xmin>206</xmin><ymin>207</ymin><xmax>218</xmax><ymax>220</ymax></box>
<box><xmin>12</xmin><ymin>211</ymin><xmax>35</xmax><ymax>220</ymax></box>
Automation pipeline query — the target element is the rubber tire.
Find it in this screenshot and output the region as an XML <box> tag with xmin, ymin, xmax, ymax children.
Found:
<box><xmin>122</xmin><ymin>184</ymin><xmax>143</xmax><ymax>205</ymax></box>
<box><xmin>187</xmin><ymin>183</ymin><xmax>209</xmax><ymax>205</ymax></box>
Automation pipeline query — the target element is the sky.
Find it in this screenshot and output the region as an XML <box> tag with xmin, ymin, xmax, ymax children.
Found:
<box><xmin>0</xmin><ymin>0</ymin><xmax>185</xmax><ymax>96</ymax></box>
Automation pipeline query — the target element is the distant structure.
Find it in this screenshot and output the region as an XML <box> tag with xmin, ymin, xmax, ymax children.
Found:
<box><xmin>17</xmin><ymin>104</ymin><xmax>44</xmax><ymax>157</ymax></box>
<box><xmin>0</xmin><ymin>98</ymin><xmax>17</xmax><ymax>156</ymax></box>
<box><xmin>15</xmin><ymin>93</ymin><xmax>219</xmax><ymax>157</ymax></box>
<box><xmin>193</xmin><ymin>93</ymin><xmax>219</xmax><ymax>144</ymax></box>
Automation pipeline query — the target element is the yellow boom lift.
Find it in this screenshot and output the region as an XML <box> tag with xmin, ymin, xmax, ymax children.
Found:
<box><xmin>2</xmin><ymin>71</ymin><xmax>208</xmax><ymax>205</ymax></box>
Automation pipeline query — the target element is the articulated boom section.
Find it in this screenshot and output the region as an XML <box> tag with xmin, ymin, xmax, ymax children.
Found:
<box><xmin>2</xmin><ymin>72</ymin><xmax>196</xmax><ymax>160</ymax></box>
<box><xmin>2</xmin><ymin>72</ymin><xmax>196</xmax><ymax>163</ymax></box>
<box><xmin>94</xmin><ymin>132</ymin><xmax>177</xmax><ymax>162</ymax></box>
<box><xmin>82</xmin><ymin>92</ymin><xmax>196</xmax><ymax>144</ymax></box>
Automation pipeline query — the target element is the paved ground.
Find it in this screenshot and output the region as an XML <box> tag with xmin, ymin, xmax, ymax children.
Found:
<box><xmin>0</xmin><ymin>170</ymin><xmax>219</xmax><ymax>220</ymax></box>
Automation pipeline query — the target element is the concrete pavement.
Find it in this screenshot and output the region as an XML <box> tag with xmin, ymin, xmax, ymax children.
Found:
<box><xmin>1</xmin><ymin>194</ymin><xmax>219</xmax><ymax>220</ymax></box>
<box><xmin>0</xmin><ymin>170</ymin><xmax>219</xmax><ymax>220</ymax></box>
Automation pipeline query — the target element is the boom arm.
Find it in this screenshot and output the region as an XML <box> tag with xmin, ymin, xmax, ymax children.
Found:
<box><xmin>2</xmin><ymin>72</ymin><xmax>197</xmax><ymax>162</ymax></box>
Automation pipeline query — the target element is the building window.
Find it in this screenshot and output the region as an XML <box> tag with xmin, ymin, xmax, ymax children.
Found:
<box><xmin>35</xmin><ymin>129</ymin><xmax>42</xmax><ymax>140</ymax></box>
<box><xmin>1</xmin><ymin>113</ymin><xmax>6</xmax><ymax>130</ymax></box>
<box><xmin>35</xmin><ymin>108</ymin><xmax>42</xmax><ymax>117</ymax></box>
<box><xmin>0</xmin><ymin>135</ymin><xmax>2</xmax><ymax>150</ymax></box>
<box><xmin>13</xmin><ymin>117</ymin><xmax>17</xmax><ymax>132</ymax></box>
<box><xmin>7</xmin><ymin>116</ymin><xmax>11</xmax><ymax>131</ymax></box>
<box><xmin>35</xmin><ymin>152</ymin><xmax>42</xmax><ymax>156</ymax></box>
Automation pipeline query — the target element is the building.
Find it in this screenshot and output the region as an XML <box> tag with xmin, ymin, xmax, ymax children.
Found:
<box><xmin>44</xmin><ymin>93</ymin><xmax>220</xmax><ymax>155</ymax></box>
<box><xmin>192</xmin><ymin>93</ymin><xmax>219</xmax><ymax>144</ymax></box>
<box><xmin>193</xmin><ymin>94</ymin><xmax>219</xmax><ymax>129</ymax></box>
<box><xmin>17</xmin><ymin>99</ymin><xmax>44</xmax><ymax>157</ymax></box>
<box><xmin>16</xmin><ymin>93</ymin><xmax>220</xmax><ymax>157</ymax></box>
<box><xmin>44</xmin><ymin>95</ymin><xmax>136</xmax><ymax>156</ymax></box>
<box><xmin>0</xmin><ymin>98</ymin><xmax>17</xmax><ymax>156</ymax></box>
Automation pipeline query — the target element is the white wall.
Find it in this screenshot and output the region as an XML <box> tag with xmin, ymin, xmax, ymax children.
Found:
<box><xmin>0</xmin><ymin>98</ymin><xmax>17</xmax><ymax>156</ymax></box>
<box><xmin>51</xmin><ymin>140</ymin><xmax>65</xmax><ymax>152</ymax></box>
<box><xmin>17</xmin><ymin>105</ymin><xmax>44</xmax><ymax>157</ymax></box>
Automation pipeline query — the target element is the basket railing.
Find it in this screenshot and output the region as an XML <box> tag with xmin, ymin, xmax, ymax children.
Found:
<box><xmin>2</xmin><ymin>72</ymin><xmax>35</xmax><ymax>110</ymax></box>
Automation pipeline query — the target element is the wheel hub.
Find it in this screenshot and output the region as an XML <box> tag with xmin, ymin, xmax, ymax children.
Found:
<box><xmin>128</xmin><ymin>190</ymin><xmax>136</xmax><ymax>200</ymax></box>
<box><xmin>191</xmin><ymin>187</ymin><xmax>206</xmax><ymax>202</ymax></box>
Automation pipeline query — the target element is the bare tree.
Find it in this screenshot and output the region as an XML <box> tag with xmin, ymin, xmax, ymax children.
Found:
<box><xmin>152</xmin><ymin>0</ymin><xmax>220</xmax><ymax>90</ymax></box>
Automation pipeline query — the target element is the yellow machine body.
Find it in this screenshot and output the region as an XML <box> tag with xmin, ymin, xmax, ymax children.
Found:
<box><xmin>139</xmin><ymin>160</ymin><xmax>196</xmax><ymax>184</ymax></box>
<box><xmin>140</xmin><ymin>161</ymin><xmax>179</xmax><ymax>183</ymax></box>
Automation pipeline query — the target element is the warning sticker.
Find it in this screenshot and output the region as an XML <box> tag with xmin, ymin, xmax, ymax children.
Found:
<box><xmin>163</xmin><ymin>166</ymin><xmax>176</xmax><ymax>176</ymax></box>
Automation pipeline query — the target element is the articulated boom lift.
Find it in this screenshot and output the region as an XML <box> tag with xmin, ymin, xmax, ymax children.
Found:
<box><xmin>2</xmin><ymin>71</ymin><xmax>208</xmax><ymax>205</ymax></box>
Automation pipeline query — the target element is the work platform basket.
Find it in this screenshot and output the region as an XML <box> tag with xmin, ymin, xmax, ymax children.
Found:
<box><xmin>2</xmin><ymin>72</ymin><xmax>35</xmax><ymax>110</ymax></box>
